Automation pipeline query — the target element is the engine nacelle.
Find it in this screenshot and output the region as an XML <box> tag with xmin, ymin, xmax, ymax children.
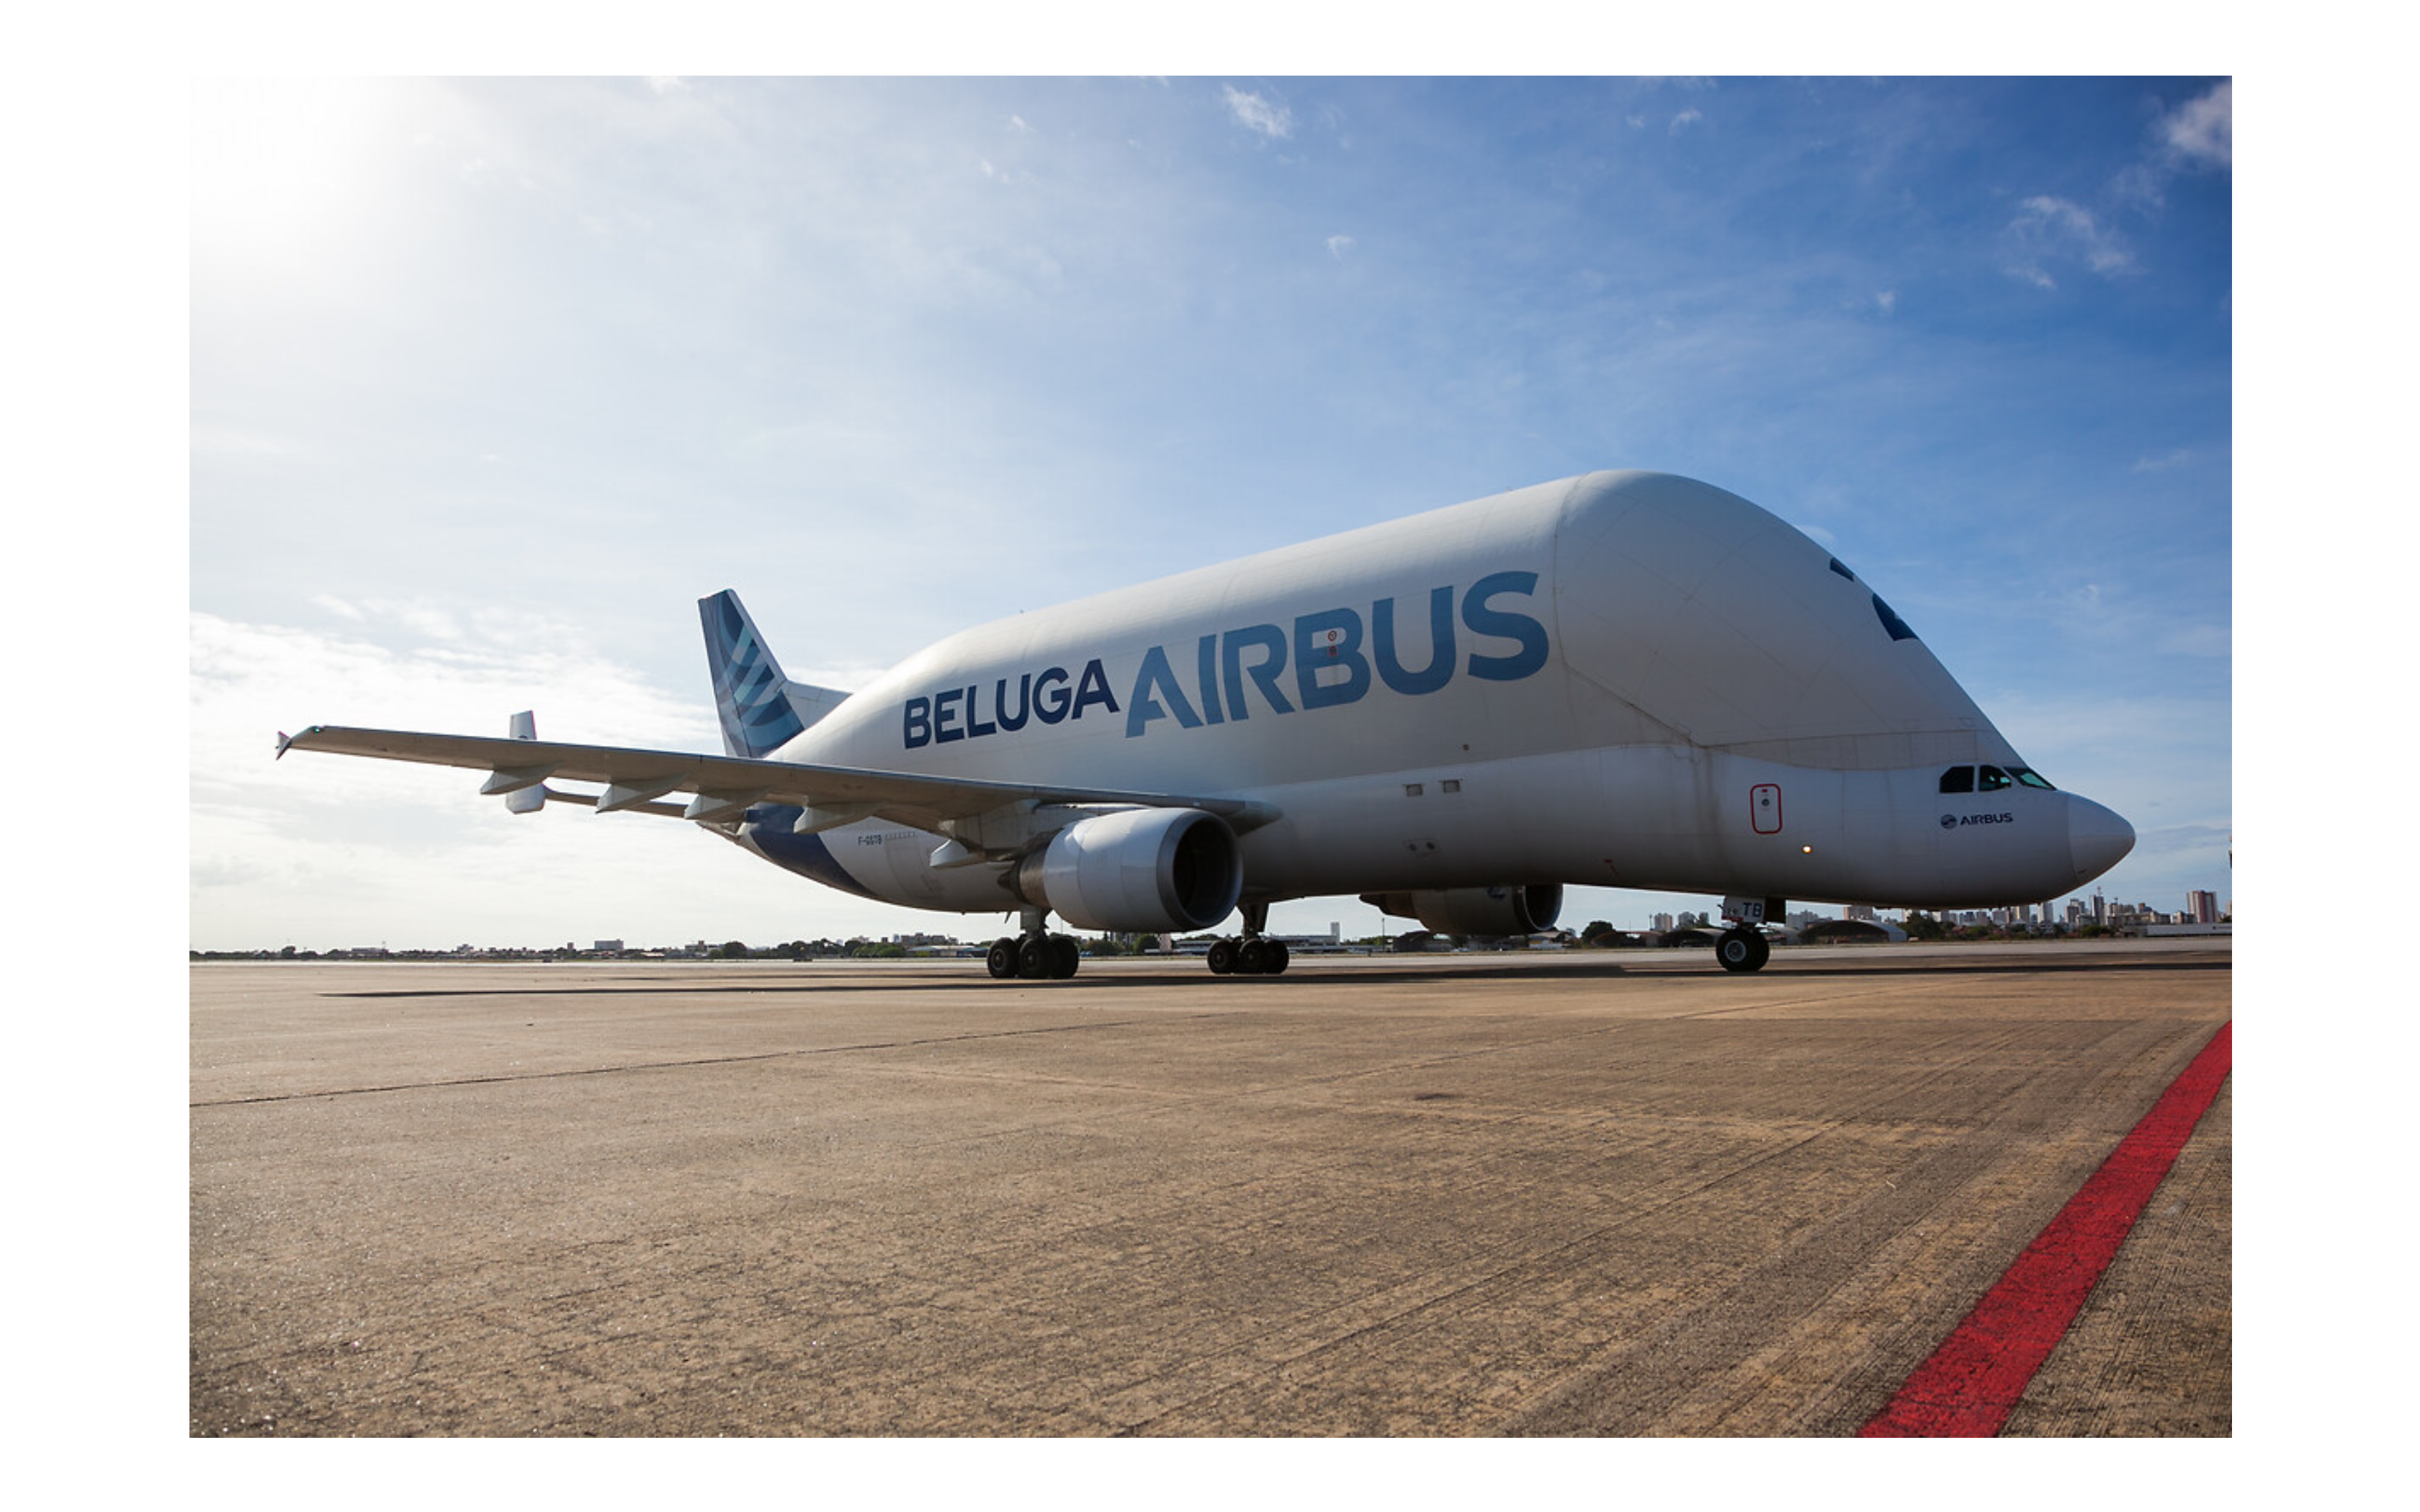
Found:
<box><xmin>1012</xmin><ymin>807</ymin><xmax>1242</xmax><ymax>933</ymax></box>
<box><xmin>1362</xmin><ymin>884</ymin><xmax>1564</xmax><ymax>937</ymax></box>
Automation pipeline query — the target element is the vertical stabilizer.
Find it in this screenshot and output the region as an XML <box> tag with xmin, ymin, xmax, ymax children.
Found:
<box><xmin>699</xmin><ymin>590</ymin><xmax>848</xmax><ymax>759</ymax></box>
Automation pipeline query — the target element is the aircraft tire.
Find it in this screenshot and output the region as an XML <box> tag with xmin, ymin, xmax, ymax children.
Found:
<box><xmin>1206</xmin><ymin>939</ymin><xmax>1238</xmax><ymax>975</ymax></box>
<box><xmin>987</xmin><ymin>938</ymin><xmax>1019</xmax><ymax>979</ymax></box>
<box><xmin>1049</xmin><ymin>935</ymin><xmax>1081</xmax><ymax>979</ymax></box>
<box><xmin>1265</xmin><ymin>940</ymin><xmax>1291</xmax><ymax>975</ymax></box>
<box><xmin>1715</xmin><ymin>929</ymin><xmax>1770</xmax><ymax>973</ymax></box>
<box><xmin>1239</xmin><ymin>939</ymin><xmax>1271</xmax><ymax>975</ymax></box>
<box><xmin>1018</xmin><ymin>937</ymin><xmax>1051</xmax><ymax>979</ymax></box>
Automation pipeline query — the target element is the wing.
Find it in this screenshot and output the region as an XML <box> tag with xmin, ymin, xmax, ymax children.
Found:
<box><xmin>276</xmin><ymin>724</ymin><xmax>1277</xmax><ymax>837</ymax></box>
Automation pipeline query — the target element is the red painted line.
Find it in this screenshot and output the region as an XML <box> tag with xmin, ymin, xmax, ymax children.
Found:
<box><xmin>1860</xmin><ymin>1021</ymin><xmax>2232</xmax><ymax>1438</ymax></box>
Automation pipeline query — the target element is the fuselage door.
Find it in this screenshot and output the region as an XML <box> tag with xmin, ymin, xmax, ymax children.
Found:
<box><xmin>1750</xmin><ymin>783</ymin><xmax>1783</xmax><ymax>835</ymax></box>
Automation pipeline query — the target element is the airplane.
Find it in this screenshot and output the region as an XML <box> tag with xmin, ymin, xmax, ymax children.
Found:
<box><xmin>278</xmin><ymin>469</ymin><xmax>2135</xmax><ymax>978</ymax></box>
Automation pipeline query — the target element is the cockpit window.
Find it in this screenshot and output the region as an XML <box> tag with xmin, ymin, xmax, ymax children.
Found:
<box><xmin>1945</xmin><ymin>765</ymin><xmax>2053</xmax><ymax>793</ymax></box>
<box><xmin>1872</xmin><ymin>594</ymin><xmax>1917</xmax><ymax>642</ymax></box>
<box><xmin>1829</xmin><ymin>559</ymin><xmax>1856</xmax><ymax>582</ymax></box>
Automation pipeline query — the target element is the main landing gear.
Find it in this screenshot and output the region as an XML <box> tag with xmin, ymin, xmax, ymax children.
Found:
<box><xmin>987</xmin><ymin>907</ymin><xmax>1081</xmax><ymax>980</ymax></box>
<box><xmin>982</xmin><ymin>904</ymin><xmax>1296</xmax><ymax>982</ymax></box>
<box><xmin>1206</xmin><ymin>902</ymin><xmax>1290</xmax><ymax>976</ymax></box>
<box><xmin>986</xmin><ymin>933</ymin><xmax>1080</xmax><ymax>980</ymax></box>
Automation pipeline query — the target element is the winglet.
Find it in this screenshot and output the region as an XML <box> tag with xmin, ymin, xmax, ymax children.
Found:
<box><xmin>503</xmin><ymin>711</ymin><xmax>545</xmax><ymax>814</ymax></box>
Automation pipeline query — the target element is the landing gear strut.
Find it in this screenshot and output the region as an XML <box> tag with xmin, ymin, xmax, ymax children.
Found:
<box><xmin>1206</xmin><ymin>902</ymin><xmax>1290</xmax><ymax>976</ymax></box>
<box><xmin>988</xmin><ymin>907</ymin><xmax>1080</xmax><ymax>981</ymax></box>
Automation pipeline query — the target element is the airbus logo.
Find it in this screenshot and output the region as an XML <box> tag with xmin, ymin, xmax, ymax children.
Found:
<box><xmin>902</xmin><ymin>571</ymin><xmax>1551</xmax><ymax>749</ymax></box>
<box><xmin>1941</xmin><ymin>812</ymin><xmax>2017</xmax><ymax>829</ymax></box>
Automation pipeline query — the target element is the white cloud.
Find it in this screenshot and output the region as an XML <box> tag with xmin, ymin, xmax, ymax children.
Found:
<box><xmin>1325</xmin><ymin>233</ymin><xmax>1355</xmax><ymax>261</ymax></box>
<box><xmin>364</xmin><ymin>599</ymin><xmax>465</xmax><ymax>642</ymax></box>
<box><xmin>2160</xmin><ymin>81</ymin><xmax>2231</xmax><ymax>171</ymax></box>
<box><xmin>1874</xmin><ymin>289</ymin><xmax>1896</xmax><ymax>316</ymax></box>
<box><xmin>1669</xmin><ymin>109</ymin><xmax>1703</xmax><ymax>135</ymax></box>
<box><xmin>1222</xmin><ymin>85</ymin><xmax>1293</xmax><ymax>140</ymax></box>
<box><xmin>2130</xmin><ymin>448</ymin><xmax>2194</xmax><ymax>474</ymax></box>
<box><xmin>2004</xmin><ymin>195</ymin><xmax>2134</xmax><ymax>286</ymax></box>
<box><xmin>2114</xmin><ymin>80</ymin><xmax>2233</xmax><ymax>210</ymax></box>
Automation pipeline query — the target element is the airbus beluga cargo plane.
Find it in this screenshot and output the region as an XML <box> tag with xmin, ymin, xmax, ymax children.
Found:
<box><xmin>279</xmin><ymin>471</ymin><xmax>2133</xmax><ymax>977</ymax></box>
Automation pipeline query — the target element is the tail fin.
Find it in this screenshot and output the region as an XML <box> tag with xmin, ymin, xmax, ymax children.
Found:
<box><xmin>699</xmin><ymin>590</ymin><xmax>849</xmax><ymax>759</ymax></box>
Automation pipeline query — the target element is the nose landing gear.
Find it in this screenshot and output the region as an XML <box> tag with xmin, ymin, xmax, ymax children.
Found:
<box><xmin>1713</xmin><ymin>927</ymin><xmax>1770</xmax><ymax>973</ymax></box>
<box><xmin>1714</xmin><ymin>895</ymin><xmax>1780</xmax><ymax>973</ymax></box>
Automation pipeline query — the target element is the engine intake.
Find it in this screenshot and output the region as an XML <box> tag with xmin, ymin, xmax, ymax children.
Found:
<box><xmin>1362</xmin><ymin>884</ymin><xmax>1564</xmax><ymax>937</ymax></box>
<box><xmin>1013</xmin><ymin>808</ymin><xmax>1242</xmax><ymax>933</ymax></box>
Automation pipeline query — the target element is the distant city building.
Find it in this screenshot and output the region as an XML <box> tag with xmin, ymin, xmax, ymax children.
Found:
<box><xmin>1845</xmin><ymin>904</ymin><xmax>1876</xmax><ymax>922</ymax></box>
<box><xmin>594</xmin><ymin>939</ymin><xmax>623</xmax><ymax>953</ymax></box>
<box><xmin>1652</xmin><ymin>913</ymin><xmax>1675</xmax><ymax>932</ymax></box>
<box><xmin>2187</xmin><ymin>891</ymin><xmax>2218</xmax><ymax>924</ymax></box>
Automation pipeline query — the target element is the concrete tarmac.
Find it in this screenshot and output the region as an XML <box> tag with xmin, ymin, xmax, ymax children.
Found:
<box><xmin>189</xmin><ymin>940</ymin><xmax>2231</xmax><ymax>1436</ymax></box>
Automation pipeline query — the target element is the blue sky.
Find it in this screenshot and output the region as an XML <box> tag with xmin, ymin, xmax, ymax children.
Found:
<box><xmin>190</xmin><ymin>76</ymin><xmax>2233</xmax><ymax>949</ymax></box>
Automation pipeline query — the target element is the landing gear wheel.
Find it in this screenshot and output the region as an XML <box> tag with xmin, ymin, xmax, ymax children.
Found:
<box><xmin>1048</xmin><ymin>935</ymin><xmax>1081</xmax><ymax>979</ymax></box>
<box><xmin>1715</xmin><ymin>928</ymin><xmax>1771</xmax><ymax>973</ymax></box>
<box><xmin>1018</xmin><ymin>937</ymin><xmax>1051</xmax><ymax>979</ymax></box>
<box><xmin>986</xmin><ymin>937</ymin><xmax>1019</xmax><ymax>979</ymax></box>
<box><xmin>1206</xmin><ymin>939</ymin><xmax>1239</xmax><ymax>976</ymax></box>
<box><xmin>1264</xmin><ymin>940</ymin><xmax>1290</xmax><ymax>975</ymax></box>
<box><xmin>1239</xmin><ymin>938</ymin><xmax>1270</xmax><ymax>975</ymax></box>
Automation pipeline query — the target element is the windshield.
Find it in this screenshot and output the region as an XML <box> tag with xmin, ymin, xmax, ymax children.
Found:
<box><xmin>1942</xmin><ymin>764</ymin><xmax>2056</xmax><ymax>793</ymax></box>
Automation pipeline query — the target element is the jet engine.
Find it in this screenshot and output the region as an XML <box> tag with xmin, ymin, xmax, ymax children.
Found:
<box><xmin>1012</xmin><ymin>807</ymin><xmax>1243</xmax><ymax>933</ymax></box>
<box><xmin>1362</xmin><ymin>884</ymin><xmax>1564</xmax><ymax>937</ymax></box>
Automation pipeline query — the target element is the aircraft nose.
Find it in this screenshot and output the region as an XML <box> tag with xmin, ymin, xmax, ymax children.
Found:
<box><xmin>2066</xmin><ymin>796</ymin><xmax>2136</xmax><ymax>886</ymax></box>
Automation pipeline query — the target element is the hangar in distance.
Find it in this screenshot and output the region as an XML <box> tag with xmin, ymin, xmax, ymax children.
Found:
<box><xmin>280</xmin><ymin>470</ymin><xmax>2135</xmax><ymax>978</ymax></box>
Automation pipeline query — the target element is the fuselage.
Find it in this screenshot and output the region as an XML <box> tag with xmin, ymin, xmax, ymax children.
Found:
<box><xmin>730</xmin><ymin>472</ymin><xmax>2130</xmax><ymax>917</ymax></box>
